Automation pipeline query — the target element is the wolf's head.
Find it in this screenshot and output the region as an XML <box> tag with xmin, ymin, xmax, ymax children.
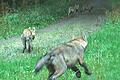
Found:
<box><xmin>75</xmin><ymin>38</ymin><xmax>88</xmax><ymax>49</ymax></box>
<box><xmin>72</xmin><ymin>32</ymin><xmax>88</xmax><ymax>48</ymax></box>
<box><xmin>29</xmin><ymin>27</ymin><xmax>36</xmax><ymax>40</ymax></box>
<box><xmin>74</xmin><ymin>4</ymin><xmax>79</xmax><ymax>10</ymax></box>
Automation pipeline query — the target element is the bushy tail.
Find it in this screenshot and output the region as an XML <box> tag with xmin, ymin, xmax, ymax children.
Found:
<box><xmin>34</xmin><ymin>54</ymin><xmax>50</xmax><ymax>74</ymax></box>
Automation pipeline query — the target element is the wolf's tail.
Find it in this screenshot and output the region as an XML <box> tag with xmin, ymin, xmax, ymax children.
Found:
<box><xmin>34</xmin><ymin>54</ymin><xmax>50</xmax><ymax>73</ymax></box>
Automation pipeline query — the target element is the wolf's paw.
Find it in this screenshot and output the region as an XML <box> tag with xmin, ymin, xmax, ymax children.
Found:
<box><xmin>76</xmin><ymin>71</ymin><xmax>81</xmax><ymax>78</ymax></box>
<box><xmin>85</xmin><ymin>70</ymin><xmax>92</xmax><ymax>75</ymax></box>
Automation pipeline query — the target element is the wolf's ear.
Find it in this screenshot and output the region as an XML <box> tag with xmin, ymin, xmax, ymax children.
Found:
<box><xmin>75</xmin><ymin>4</ymin><xmax>79</xmax><ymax>7</ymax></box>
<box><xmin>72</xmin><ymin>35</ymin><xmax>75</xmax><ymax>40</ymax></box>
<box><xmin>32</xmin><ymin>27</ymin><xmax>36</xmax><ymax>31</ymax></box>
<box><xmin>29</xmin><ymin>27</ymin><xmax>31</xmax><ymax>30</ymax></box>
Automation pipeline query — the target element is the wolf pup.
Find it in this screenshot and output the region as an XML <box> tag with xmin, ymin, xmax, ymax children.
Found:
<box><xmin>34</xmin><ymin>35</ymin><xmax>92</xmax><ymax>80</ymax></box>
<box><xmin>68</xmin><ymin>4</ymin><xmax>79</xmax><ymax>16</ymax></box>
<box><xmin>21</xmin><ymin>27</ymin><xmax>36</xmax><ymax>53</ymax></box>
<box><xmin>81</xmin><ymin>4</ymin><xmax>93</xmax><ymax>14</ymax></box>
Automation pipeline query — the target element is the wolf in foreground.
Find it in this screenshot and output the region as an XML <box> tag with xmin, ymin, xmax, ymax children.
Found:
<box><xmin>34</xmin><ymin>36</ymin><xmax>92</xmax><ymax>80</ymax></box>
<box><xmin>21</xmin><ymin>27</ymin><xmax>36</xmax><ymax>53</ymax></box>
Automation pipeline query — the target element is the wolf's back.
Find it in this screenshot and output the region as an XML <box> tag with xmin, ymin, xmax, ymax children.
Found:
<box><xmin>34</xmin><ymin>54</ymin><xmax>50</xmax><ymax>73</ymax></box>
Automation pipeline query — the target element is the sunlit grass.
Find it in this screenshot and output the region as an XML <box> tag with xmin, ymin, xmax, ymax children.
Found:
<box><xmin>0</xmin><ymin>23</ymin><xmax>86</xmax><ymax>80</ymax></box>
<box><xmin>0</xmin><ymin>0</ymin><xmax>68</xmax><ymax>39</ymax></box>
<box><xmin>0</xmin><ymin>1</ymin><xmax>120</xmax><ymax>79</ymax></box>
<box><xmin>0</xmin><ymin>13</ymin><xmax>120</xmax><ymax>80</ymax></box>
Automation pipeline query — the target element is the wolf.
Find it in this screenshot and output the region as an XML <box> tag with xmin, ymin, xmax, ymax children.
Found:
<box><xmin>21</xmin><ymin>27</ymin><xmax>36</xmax><ymax>53</ymax></box>
<box><xmin>34</xmin><ymin>35</ymin><xmax>92</xmax><ymax>80</ymax></box>
<box><xmin>68</xmin><ymin>4</ymin><xmax>79</xmax><ymax>16</ymax></box>
<box><xmin>81</xmin><ymin>4</ymin><xmax>94</xmax><ymax>14</ymax></box>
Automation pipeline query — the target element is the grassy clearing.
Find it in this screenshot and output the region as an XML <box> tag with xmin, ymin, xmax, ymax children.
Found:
<box><xmin>0</xmin><ymin>23</ymin><xmax>88</xmax><ymax>80</ymax></box>
<box><xmin>0</xmin><ymin>1</ymin><xmax>120</xmax><ymax>80</ymax></box>
<box><xmin>0</xmin><ymin>0</ymin><xmax>119</xmax><ymax>39</ymax></box>
<box><xmin>0</xmin><ymin>0</ymin><xmax>69</xmax><ymax>39</ymax></box>
<box><xmin>0</xmin><ymin>10</ymin><xmax>120</xmax><ymax>80</ymax></box>
<box><xmin>86</xmin><ymin>19</ymin><xmax>120</xmax><ymax>80</ymax></box>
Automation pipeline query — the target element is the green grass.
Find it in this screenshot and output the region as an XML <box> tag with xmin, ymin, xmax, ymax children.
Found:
<box><xmin>0</xmin><ymin>1</ymin><xmax>120</xmax><ymax>80</ymax></box>
<box><xmin>0</xmin><ymin>0</ymin><xmax>119</xmax><ymax>39</ymax></box>
<box><xmin>0</xmin><ymin>23</ymin><xmax>86</xmax><ymax>80</ymax></box>
<box><xmin>85</xmin><ymin>19</ymin><xmax>120</xmax><ymax>80</ymax></box>
<box><xmin>0</xmin><ymin>10</ymin><xmax>120</xmax><ymax>80</ymax></box>
<box><xmin>0</xmin><ymin>0</ymin><xmax>69</xmax><ymax>39</ymax></box>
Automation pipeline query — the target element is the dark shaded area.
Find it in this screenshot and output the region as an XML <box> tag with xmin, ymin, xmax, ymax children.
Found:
<box><xmin>0</xmin><ymin>0</ymin><xmax>48</xmax><ymax>14</ymax></box>
<box><xmin>80</xmin><ymin>0</ymin><xmax>113</xmax><ymax>14</ymax></box>
<box><xmin>0</xmin><ymin>0</ymin><xmax>114</xmax><ymax>14</ymax></box>
<box><xmin>89</xmin><ymin>0</ymin><xmax>112</xmax><ymax>11</ymax></box>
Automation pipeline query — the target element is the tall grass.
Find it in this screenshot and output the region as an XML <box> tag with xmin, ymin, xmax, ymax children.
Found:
<box><xmin>0</xmin><ymin>0</ymin><xmax>119</xmax><ymax>39</ymax></box>
<box><xmin>0</xmin><ymin>0</ymin><xmax>120</xmax><ymax>80</ymax></box>
<box><xmin>0</xmin><ymin>10</ymin><xmax>120</xmax><ymax>80</ymax></box>
<box><xmin>85</xmin><ymin>18</ymin><xmax>120</xmax><ymax>80</ymax></box>
<box><xmin>0</xmin><ymin>0</ymin><xmax>69</xmax><ymax>39</ymax></box>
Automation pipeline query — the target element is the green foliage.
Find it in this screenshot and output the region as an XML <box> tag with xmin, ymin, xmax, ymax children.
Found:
<box><xmin>0</xmin><ymin>0</ymin><xmax>120</xmax><ymax>80</ymax></box>
<box><xmin>0</xmin><ymin>11</ymin><xmax>120</xmax><ymax>79</ymax></box>
<box><xmin>84</xmin><ymin>13</ymin><xmax>120</xmax><ymax>80</ymax></box>
<box><xmin>0</xmin><ymin>0</ymin><xmax>69</xmax><ymax>39</ymax></box>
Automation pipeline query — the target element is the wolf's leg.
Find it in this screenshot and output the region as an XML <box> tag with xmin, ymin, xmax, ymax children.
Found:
<box><xmin>28</xmin><ymin>40</ymin><xmax>32</xmax><ymax>53</ymax></box>
<box><xmin>22</xmin><ymin>38</ymin><xmax>26</xmax><ymax>53</ymax></box>
<box><xmin>49</xmin><ymin>54</ymin><xmax>67</xmax><ymax>80</ymax></box>
<box><xmin>88</xmin><ymin>6</ymin><xmax>93</xmax><ymax>13</ymax></box>
<box><xmin>68</xmin><ymin>11</ymin><xmax>72</xmax><ymax>16</ymax></box>
<box><xmin>70</xmin><ymin>66</ymin><xmax>81</xmax><ymax>78</ymax></box>
<box><xmin>78</xmin><ymin>54</ymin><xmax>92</xmax><ymax>75</ymax></box>
<box><xmin>80</xmin><ymin>62</ymin><xmax>92</xmax><ymax>75</ymax></box>
<box><xmin>47</xmin><ymin>64</ymin><xmax>55</xmax><ymax>80</ymax></box>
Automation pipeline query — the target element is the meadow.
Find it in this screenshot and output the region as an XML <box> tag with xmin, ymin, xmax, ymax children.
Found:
<box><xmin>0</xmin><ymin>11</ymin><xmax>120</xmax><ymax>80</ymax></box>
<box><xmin>0</xmin><ymin>0</ymin><xmax>120</xmax><ymax>80</ymax></box>
<box><xmin>0</xmin><ymin>0</ymin><xmax>68</xmax><ymax>39</ymax></box>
